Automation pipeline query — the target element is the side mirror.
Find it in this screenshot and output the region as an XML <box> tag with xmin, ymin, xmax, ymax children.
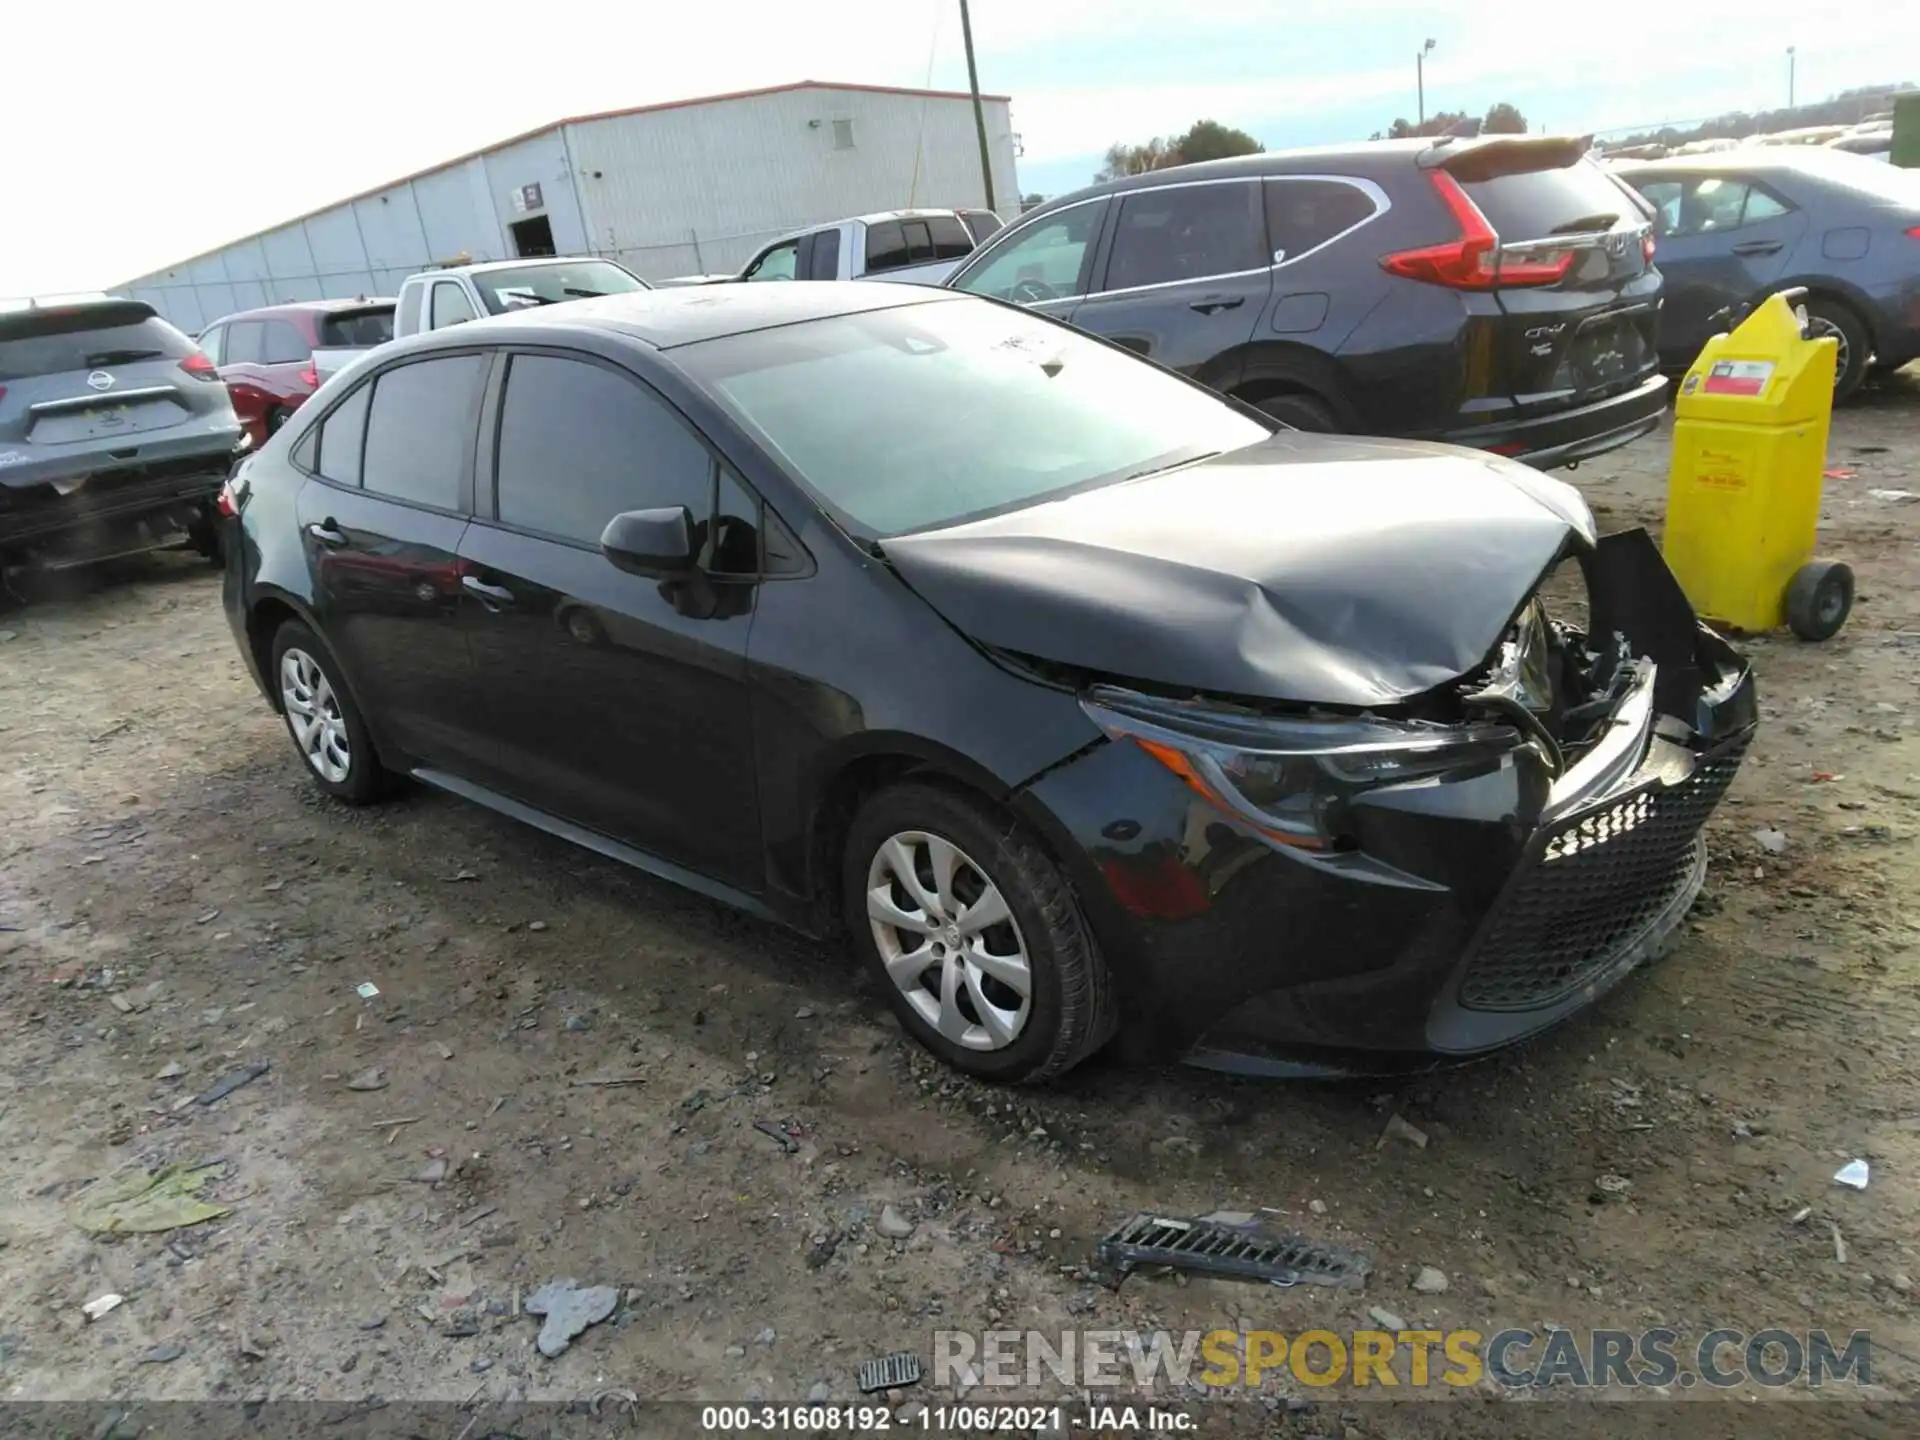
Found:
<box><xmin>601</xmin><ymin>506</ymin><xmax>696</xmax><ymax>578</ymax></box>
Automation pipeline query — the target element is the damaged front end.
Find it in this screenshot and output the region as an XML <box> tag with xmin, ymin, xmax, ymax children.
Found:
<box><xmin>1047</xmin><ymin>527</ymin><xmax>1755</xmax><ymax>1075</ymax></box>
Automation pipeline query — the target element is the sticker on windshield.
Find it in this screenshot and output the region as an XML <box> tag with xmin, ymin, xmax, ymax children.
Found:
<box><xmin>1702</xmin><ymin>359</ymin><xmax>1774</xmax><ymax>396</ymax></box>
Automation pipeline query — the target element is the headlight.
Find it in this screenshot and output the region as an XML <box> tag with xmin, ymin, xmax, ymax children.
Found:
<box><xmin>1082</xmin><ymin>687</ymin><xmax>1522</xmax><ymax>852</ymax></box>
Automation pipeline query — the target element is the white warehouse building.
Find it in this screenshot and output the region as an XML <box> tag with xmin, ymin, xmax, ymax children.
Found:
<box><xmin>117</xmin><ymin>80</ymin><xmax>1020</xmax><ymax>332</ymax></box>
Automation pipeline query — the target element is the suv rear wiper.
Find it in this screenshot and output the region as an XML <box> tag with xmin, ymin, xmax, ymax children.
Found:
<box><xmin>83</xmin><ymin>348</ymin><xmax>165</xmax><ymax>365</ymax></box>
<box><xmin>1547</xmin><ymin>213</ymin><xmax>1619</xmax><ymax>235</ymax></box>
<box><xmin>561</xmin><ymin>288</ymin><xmax>607</xmax><ymax>298</ymax></box>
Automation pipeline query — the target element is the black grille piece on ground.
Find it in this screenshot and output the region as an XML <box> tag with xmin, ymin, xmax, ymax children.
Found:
<box><xmin>1458</xmin><ymin>732</ymin><xmax>1750</xmax><ymax>1012</ymax></box>
<box><xmin>857</xmin><ymin>1352</ymin><xmax>922</xmax><ymax>1393</ymax></box>
<box><xmin>1098</xmin><ymin>1213</ymin><xmax>1371</xmax><ymax>1289</ymax></box>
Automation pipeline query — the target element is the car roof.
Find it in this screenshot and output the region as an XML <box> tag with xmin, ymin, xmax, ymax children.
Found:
<box><xmin>416</xmin><ymin>257</ymin><xmax>630</xmax><ymax>279</ymax></box>
<box><xmin>209</xmin><ymin>298</ymin><xmax>395</xmax><ymax>323</ymax></box>
<box><xmin>400</xmin><ymin>281</ymin><xmax>957</xmax><ymax>352</ymax></box>
<box><xmin>1613</xmin><ymin>147</ymin><xmax>1870</xmax><ymax>178</ymax></box>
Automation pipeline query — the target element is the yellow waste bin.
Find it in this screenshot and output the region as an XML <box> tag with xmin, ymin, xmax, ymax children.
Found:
<box><xmin>1663</xmin><ymin>290</ymin><xmax>1854</xmax><ymax>640</ymax></box>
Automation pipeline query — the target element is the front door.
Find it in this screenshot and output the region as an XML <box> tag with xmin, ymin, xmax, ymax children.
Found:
<box><xmin>456</xmin><ymin>349</ymin><xmax>762</xmax><ymax>890</ymax></box>
<box><xmin>946</xmin><ymin>196</ymin><xmax>1112</xmax><ymax>328</ymax></box>
<box><xmin>296</xmin><ymin>352</ymin><xmax>492</xmax><ymax>772</ymax></box>
<box><xmin>1069</xmin><ymin>178</ymin><xmax>1272</xmax><ymax>386</ymax></box>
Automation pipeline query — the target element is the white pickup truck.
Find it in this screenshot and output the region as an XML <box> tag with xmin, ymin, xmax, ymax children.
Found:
<box><xmin>392</xmin><ymin>256</ymin><xmax>652</xmax><ymax>340</ymax></box>
<box><xmin>713</xmin><ymin>208</ymin><xmax>1005</xmax><ymax>286</ymax></box>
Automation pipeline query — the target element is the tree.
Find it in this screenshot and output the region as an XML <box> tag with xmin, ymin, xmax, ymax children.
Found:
<box><xmin>1094</xmin><ymin>135</ymin><xmax>1177</xmax><ymax>181</ymax></box>
<box><xmin>1171</xmin><ymin>119</ymin><xmax>1264</xmax><ymax>164</ymax></box>
<box><xmin>1483</xmin><ymin>102</ymin><xmax>1529</xmax><ymax>134</ymax></box>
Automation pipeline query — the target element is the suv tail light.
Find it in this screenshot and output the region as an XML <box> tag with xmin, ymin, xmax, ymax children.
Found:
<box><xmin>1643</xmin><ymin>232</ymin><xmax>1657</xmax><ymax>263</ymax></box>
<box><xmin>1380</xmin><ymin>171</ymin><xmax>1574</xmax><ymax>290</ymax></box>
<box><xmin>216</xmin><ymin>472</ymin><xmax>250</xmax><ymax>518</ymax></box>
<box><xmin>180</xmin><ymin>351</ymin><xmax>219</xmax><ymax>379</ymax></box>
<box><xmin>299</xmin><ymin>364</ymin><xmax>318</xmax><ymax>389</ymax></box>
<box><xmin>1906</xmin><ymin>225</ymin><xmax>1920</xmax><ymax>240</ymax></box>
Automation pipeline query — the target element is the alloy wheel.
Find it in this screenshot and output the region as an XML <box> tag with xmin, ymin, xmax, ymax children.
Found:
<box><xmin>866</xmin><ymin>830</ymin><xmax>1032</xmax><ymax>1051</ymax></box>
<box><xmin>279</xmin><ymin>647</ymin><xmax>351</xmax><ymax>784</ymax></box>
<box><xmin>1805</xmin><ymin>315</ymin><xmax>1850</xmax><ymax>389</ymax></box>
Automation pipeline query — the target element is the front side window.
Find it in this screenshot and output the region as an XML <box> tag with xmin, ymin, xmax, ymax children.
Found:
<box><xmin>493</xmin><ymin>354</ymin><xmax>712</xmax><ymax>547</ymax></box>
<box><xmin>466</xmin><ymin>259</ymin><xmax>648</xmax><ymax>314</ymax></box>
<box><xmin>360</xmin><ymin>354</ymin><xmax>484</xmax><ymax>510</ymax></box>
<box><xmin>680</xmin><ymin>297</ymin><xmax>1269</xmax><ymax>537</ymax></box>
<box><xmin>430</xmin><ymin>283</ymin><xmax>478</xmax><ymax>329</ymax></box>
<box><xmin>745</xmin><ymin>242</ymin><xmax>799</xmax><ymax>282</ymax></box>
<box><xmin>1264</xmin><ymin>179</ymin><xmax>1378</xmax><ymax>262</ymax></box>
<box><xmin>950</xmin><ymin>199</ymin><xmax>1109</xmax><ymax>303</ymax></box>
<box><xmin>1104</xmin><ymin>181</ymin><xmax>1267</xmax><ymax>292</ymax></box>
<box><xmin>198</xmin><ymin>325</ymin><xmax>226</xmax><ymax>365</ymax></box>
<box><xmin>808</xmin><ymin>228</ymin><xmax>842</xmax><ymax>280</ymax></box>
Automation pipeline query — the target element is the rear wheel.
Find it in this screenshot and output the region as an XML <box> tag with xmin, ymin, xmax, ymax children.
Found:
<box><xmin>1785</xmin><ymin>559</ymin><xmax>1853</xmax><ymax>642</ymax></box>
<box><xmin>843</xmin><ymin>782</ymin><xmax>1116</xmax><ymax>1083</ymax></box>
<box><xmin>269</xmin><ymin>621</ymin><xmax>388</xmax><ymax>803</ymax></box>
<box><xmin>1802</xmin><ymin>298</ymin><xmax>1870</xmax><ymax>402</ymax></box>
<box><xmin>1252</xmin><ymin>391</ymin><xmax>1339</xmax><ymax>433</ymax></box>
<box><xmin>267</xmin><ymin>407</ymin><xmax>293</xmax><ymax>435</ymax></box>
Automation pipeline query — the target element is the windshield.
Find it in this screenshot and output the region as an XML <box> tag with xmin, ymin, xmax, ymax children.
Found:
<box><xmin>319</xmin><ymin>308</ymin><xmax>395</xmax><ymax>347</ymax></box>
<box><xmin>678</xmin><ymin>297</ymin><xmax>1270</xmax><ymax>537</ymax></box>
<box><xmin>0</xmin><ymin>306</ymin><xmax>194</xmax><ymax>382</ymax></box>
<box><xmin>468</xmin><ymin>260</ymin><xmax>649</xmax><ymax>315</ymax></box>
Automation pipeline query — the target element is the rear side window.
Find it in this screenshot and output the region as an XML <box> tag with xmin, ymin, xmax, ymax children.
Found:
<box><xmin>865</xmin><ymin>220</ymin><xmax>909</xmax><ymax>274</ymax></box>
<box><xmin>493</xmin><ymin>354</ymin><xmax>712</xmax><ymax>546</ymax></box>
<box><xmin>262</xmin><ymin>320</ymin><xmax>310</xmax><ymax>364</ymax></box>
<box><xmin>1462</xmin><ymin>158</ymin><xmax>1642</xmax><ymax>240</ymax></box>
<box><xmin>1264</xmin><ymin>179</ymin><xmax>1378</xmax><ymax>261</ymax></box>
<box><xmin>927</xmin><ymin>214</ymin><xmax>974</xmax><ymax>260</ymax></box>
<box><xmin>1104</xmin><ymin>181</ymin><xmax>1267</xmax><ymax>291</ymax></box>
<box><xmin>808</xmin><ymin>228</ymin><xmax>841</xmax><ymax>280</ymax></box>
<box><xmin>901</xmin><ymin>220</ymin><xmax>935</xmax><ymax>263</ymax></box>
<box><xmin>397</xmin><ymin>285</ymin><xmax>423</xmax><ymax>336</ymax></box>
<box><xmin>1640</xmin><ymin>176</ymin><xmax>1794</xmax><ymax>237</ymax></box>
<box><xmin>360</xmin><ymin>354</ymin><xmax>484</xmax><ymax>510</ymax></box>
<box><xmin>0</xmin><ymin>305</ymin><xmax>194</xmax><ymax>382</ymax></box>
<box><xmin>320</xmin><ymin>309</ymin><xmax>395</xmax><ymax>347</ymax></box>
<box><xmin>312</xmin><ymin>383</ymin><xmax>371</xmax><ymax>486</ymax></box>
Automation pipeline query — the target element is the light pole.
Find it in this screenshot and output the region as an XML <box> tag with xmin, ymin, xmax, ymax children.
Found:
<box><xmin>1417</xmin><ymin>38</ymin><xmax>1437</xmax><ymax>128</ymax></box>
<box><xmin>959</xmin><ymin>0</ymin><xmax>996</xmax><ymax>213</ymax></box>
<box><xmin>1786</xmin><ymin>45</ymin><xmax>1797</xmax><ymax>109</ymax></box>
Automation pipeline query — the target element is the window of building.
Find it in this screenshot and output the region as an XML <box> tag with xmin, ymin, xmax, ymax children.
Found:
<box><xmin>832</xmin><ymin>119</ymin><xmax>855</xmax><ymax>150</ymax></box>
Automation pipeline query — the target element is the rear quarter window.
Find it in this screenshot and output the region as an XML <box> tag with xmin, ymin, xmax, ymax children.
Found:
<box><xmin>1463</xmin><ymin>160</ymin><xmax>1641</xmax><ymax>240</ymax></box>
<box><xmin>0</xmin><ymin>307</ymin><xmax>194</xmax><ymax>382</ymax></box>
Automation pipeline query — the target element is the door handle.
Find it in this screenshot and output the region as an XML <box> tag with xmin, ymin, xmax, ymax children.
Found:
<box><xmin>307</xmin><ymin>520</ymin><xmax>347</xmax><ymax>547</ymax></box>
<box><xmin>1188</xmin><ymin>295</ymin><xmax>1246</xmax><ymax>314</ymax></box>
<box><xmin>1731</xmin><ymin>240</ymin><xmax>1783</xmax><ymax>256</ymax></box>
<box><xmin>461</xmin><ymin>574</ymin><xmax>515</xmax><ymax>608</ymax></box>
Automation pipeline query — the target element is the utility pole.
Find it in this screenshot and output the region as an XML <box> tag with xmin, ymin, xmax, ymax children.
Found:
<box><xmin>1786</xmin><ymin>46</ymin><xmax>1797</xmax><ymax>109</ymax></box>
<box><xmin>1417</xmin><ymin>38</ymin><xmax>1437</xmax><ymax>128</ymax></box>
<box><xmin>959</xmin><ymin>0</ymin><xmax>996</xmax><ymax>212</ymax></box>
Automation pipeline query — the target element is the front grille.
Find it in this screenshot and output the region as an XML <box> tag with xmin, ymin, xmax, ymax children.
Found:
<box><xmin>1457</xmin><ymin>731</ymin><xmax>1750</xmax><ymax>1012</ymax></box>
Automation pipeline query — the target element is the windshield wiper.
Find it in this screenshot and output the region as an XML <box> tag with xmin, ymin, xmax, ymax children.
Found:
<box><xmin>561</xmin><ymin>288</ymin><xmax>607</xmax><ymax>299</ymax></box>
<box><xmin>1120</xmin><ymin>451</ymin><xmax>1218</xmax><ymax>484</ymax></box>
<box><xmin>1547</xmin><ymin>212</ymin><xmax>1619</xmax><ymax>235</ymax></box>
<box><xmin>84</xmin><ymin>348</ymin><xmax>165</xmax><ymax>365</ymax></box>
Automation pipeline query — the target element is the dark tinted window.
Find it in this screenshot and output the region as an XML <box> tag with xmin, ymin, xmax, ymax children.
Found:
<box><xmin>1264</xmin><ymin>179</ymin><xmax>1378</xmax><ymax>260</ymax></box>
<box><xmin>960</xmin><ymin>209</ymin><xmax>1004</xmax><ymax>242</ymax></box>
<box><xmin>197</xmin><ymin>324</ymin><xmax>226</xmax><ymax>366</ymax></box>
<box><xmin>1105</xmin><ymin>181</ymin><xmax>1266</xmax><ymax>291</ymax></box>
<box><xmin>430</xmin><ymin>283</ymin><xmax>477</xmax><ymax>329</ymax></box>
<box><xmin>360</xmin><ymin>354</ymin><xmax>483</xmax><ymax>510</ymax></box>
<box><xmin>320</xmin><ymin>309</ymin><xmax>395</xmax><ymax>347</ymax></box>
<box><xmin>864</xmin><ymin>220</ymin><xmax>908</xmax><ymax>273</ymax></box>
<box><xmin>397</xmin><ymin>285</ymin><xmax>423</xmax><ymax>336</ymax></box>
<box><xmin>902</xmin><ymin>220</ymin><xmax>935</xmax><ymax>263</ymax></box>
<box><xmin>262</xmin><ymin>320</ymin><xmax>309</xmax><ymax>365</ymax></box>
<box><xmin>1463</xmin><ymin>158</ymin><xmax>1640</xmax><ymax>240</ymax></box>
<box><xmin>224</xmin><ymin>321</ymin><xmax>265</xmax><ymax>365</ymax></box>
<box><xmin>494</xmin><ymin>354</ymin><xmax>711</xmax><ymax>546</ymax></box>
<box><xmin>808</xmin><ymin>228</ymin><xmax>841</xmax><ymax>280</ymax></box>
<box><xmin>0</xmin><ymin>303</ymin><xmax>196</xmax><ymax>382</ymax></box>
<box><xmin>927</xmin><ymin>214</ymin><xmax>974</xmax><ymax>260</ymax></box>
<box><xmin>313</xmin><ymin>383</ymin><xmax>371</xmax><ymax>486</ymax></box>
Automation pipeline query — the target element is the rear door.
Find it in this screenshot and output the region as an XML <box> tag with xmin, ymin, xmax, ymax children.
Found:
<box><xmin>1070</xmin><ymin>178</ymin><xmax>1272</xmax><ymax>385</ymax></box>
<box><xmin>295</xmin><ymin>352</ymin><xmax>490</xmax><ymax>772</ymax></box>
<box><xmin>1440</xmin><ymin>141</ymin><xmax>1663</xmax><ymax>417</ymax></box>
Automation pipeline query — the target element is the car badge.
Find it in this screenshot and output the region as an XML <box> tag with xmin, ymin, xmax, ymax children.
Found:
<box><xmin>86</xmin><ymin>370</ymin><xmax>115</xmax><ymax>392</ymax></box>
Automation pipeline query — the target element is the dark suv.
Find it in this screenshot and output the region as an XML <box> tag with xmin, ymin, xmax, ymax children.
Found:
<box><xmin>946</xmin><ymin>135</ymin><xmax>1668</xmax><ymax>468</ymax></box>
<box><xmin>1</xmin><ymin>297</ymin><xmax>243</xmax><ymax>593</ymax></box>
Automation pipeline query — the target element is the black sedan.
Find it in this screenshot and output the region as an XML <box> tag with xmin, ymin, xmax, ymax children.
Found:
<box><xmin>1613</xmin><ymin>149</ymin><xmax>1920</xmax><ymax>397</ymax></box>
<box><xmin>220</xmin><ymin>284</ymin><xmax>1756</xmax><ymax>1082</ymax></box>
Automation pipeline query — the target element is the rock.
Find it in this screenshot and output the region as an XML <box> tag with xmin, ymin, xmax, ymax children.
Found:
<box><xmin>346</xmin><ymin>1067</ymin><xmax>388</xmax><ymax>1092</ymax></box>
<box><xmin>1308</xmin><ymin>1199</ymin><xmax>1328</xmax><ymax>1215</ymax></box>
<box><xmin>807</xmin><ymin>1381</ymin><xmax>832</xmax><ymax>1405</ymax></box>
<box><xmin>754</xmin><ymin>1326</ymin><xmax>777</xmax><ymax>1346</ymax></box>
<box><xmin>878</xmin><ymin>1205</ymin><xmax>917</xmax><ymax>1240</ymax></box>
<box><xmin>155</xmin><ymin>1061</ymin><xmax>186</xmax><ymax>1080</ymax></box>
<box><xmin>724</xmin><ymin>1345</ymin><xmax>747</xmax><ymax>1359</ymax></box>
<box><xmin>1379</xmin><ymin>1115</ymin><xmax>1429</xmax><ymax>1150</ymax></box>
<box><xmin>523</xmin><ymin>1280</ymin><xmax>619</xmax><ymax>1358</ymax></box>
<box><xmin>795</xmin><ymin>1007</ymin><xmax>816</xmax><ymax>1019</ymax></box>
<box><xmin>529</xmin><ymin>920</ymin><xmax>549</xmax><ymax>932</ymax></box>
<box><xmin>1595</xmin><ymin>1173</ymin><xmax>1632</xmax><ymax>1193</ymax></box>
<box><xmin>358</xmin><ymin>1315</ymin><xmax>387</xmax><ymax>1331</ymax></box>
<box><xmin>471</xmin><ymin>1358</ymin><xmax>493</xmax><ymax>1374</ymax></box>
<box><xmin>139</xmin><ymin>1342</ymin><xmax>186</xmax><ymax>1365</ymax></box>
<box><xmin>564</xmin><ymin>1014</ymin><xmax>591</xmax><ymax>1033</ymax></box>
<box><xmin>1891</xmin><ymin>1273</ymin><xmax>1913</xmax><ymax>1294</ymax></box>
<box><xmin>1753</xmin><ymin>827</ymin><xmax>1790</xmax><ymax>854</ymax></box>
<box><xmin>1367</xmin><ymin>1307</ymin><xmax>1407</xmax><ymax>1332</ymax></box>
<box><xmin>1412</xmin><ymin>1267</ymin><xmax>1449</xmax><ymax>1294</ymax></box>
<box><xmin>416</xmin><ymin>1159</ymin><xmax>449</xmax><ymax>1184</ymax></box>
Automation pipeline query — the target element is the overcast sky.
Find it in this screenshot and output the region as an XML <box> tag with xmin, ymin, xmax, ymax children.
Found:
<box><xmin>9</xmin><ymin>0</ymin><xmax>1914</xmax><ymax>295</ymax></box>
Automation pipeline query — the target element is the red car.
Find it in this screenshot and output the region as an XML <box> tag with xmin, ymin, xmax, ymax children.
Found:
<box><xmin>196</xmin><ymin>299</ymin><xmax>394</xmax><ymax>447</ymax></box>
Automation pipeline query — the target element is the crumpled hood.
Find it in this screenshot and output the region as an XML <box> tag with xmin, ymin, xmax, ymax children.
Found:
<box><xmin>882</xmin><ymin>432</ymin><xmax>1596</xmax><ymax>708</ymax></box>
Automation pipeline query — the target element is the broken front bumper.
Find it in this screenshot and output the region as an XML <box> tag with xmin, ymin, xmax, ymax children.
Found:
<box><xmin>1016</xmin><ymin>529</ymin><xmax>1757</xmax><ymax>1077</ymax></box>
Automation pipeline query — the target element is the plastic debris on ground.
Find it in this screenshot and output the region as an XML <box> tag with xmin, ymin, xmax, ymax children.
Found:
<box><xmin>1834</xmin><ymin>1159</ymin><xmax>1870</xmax><ymax>1190</ymax></box>
<box><xmin>355</xmin><ymin>982</ymin><xmax>380</xmax><ymax>999</ymax></box>
<box><xmin>83</xmin><ymin>1294</ymin><xmax>125</xmax><ymax>1321</ymax></box>
<box><xmin>195</xmin><ymin>1061</ymin><xmax>270</xmax><ymax>1106</ymax></box>
<box><xmin>71</xmin><ymin>1164</ymin><xmax>232</xmax><ymax>1235</ymax></box>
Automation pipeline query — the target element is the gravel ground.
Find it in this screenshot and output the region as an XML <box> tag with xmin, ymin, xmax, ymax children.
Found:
<box><xmin>2</xmin><ymin>380</ymin><xmax>1919</xmax><ymax>1437</ymax></box>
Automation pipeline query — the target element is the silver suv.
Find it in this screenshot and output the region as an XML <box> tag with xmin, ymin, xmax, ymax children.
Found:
<box><xmin>0</xmin><ymin>297</ymin><xmax>243</xmax><ymax>594</ymax></box>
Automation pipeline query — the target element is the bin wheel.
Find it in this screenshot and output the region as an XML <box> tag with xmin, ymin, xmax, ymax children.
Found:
<box><xmin>1785</xmin><ymin>560</ymin><xmax>1853</xmax><ymax>642</ymax></box>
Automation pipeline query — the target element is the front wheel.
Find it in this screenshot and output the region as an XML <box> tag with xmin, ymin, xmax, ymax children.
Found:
<box><xmin>844</xmin><ymin>782</ymin><xmax>1116</xmax><ymax>1083</ymax></box>
<box><xmin>1253</xmin><ymin>391</ymin><xmax>1338</xmax><ymax>433</ymax></box>
<box><xmin>269</xmin><ymin>621</ymin><xmax>388</xmax><ymax>803</ymax></box>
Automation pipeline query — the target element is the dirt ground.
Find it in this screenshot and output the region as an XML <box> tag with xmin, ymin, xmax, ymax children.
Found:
<box><xmin>2</xmin><ymin>380</ymin><xmax>1919</xmax><ymax>1437</ymax></box>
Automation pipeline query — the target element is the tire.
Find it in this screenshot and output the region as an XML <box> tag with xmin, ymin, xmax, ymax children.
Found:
<box><xmin>1802</xmin><ymin>298</ymin><xmax>1870</xmax><ymax>402</ymax></box>
<box><xmin>267</xmin><ymin>407</ymin><xmax>292</xmax><ymax>435</ymax></box>
<box><xmin>1785</xmin><ymin>559</ymin><xmax>1853</xmax><ymax>643</ymax></box>
<box><xmin>1253</xmin><ymin>391</ymin><xmax>1339</xmax><ymax>433</ymax></box>
<box><xmin>268</xmin><ymin>620</ymin><xmax>388</xmax><ymax>803</ymax></box>
<box><xmin>843</xmin><ymin>781</ymin><xmax>1116</xmax><ymax>1084</ymax></box>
